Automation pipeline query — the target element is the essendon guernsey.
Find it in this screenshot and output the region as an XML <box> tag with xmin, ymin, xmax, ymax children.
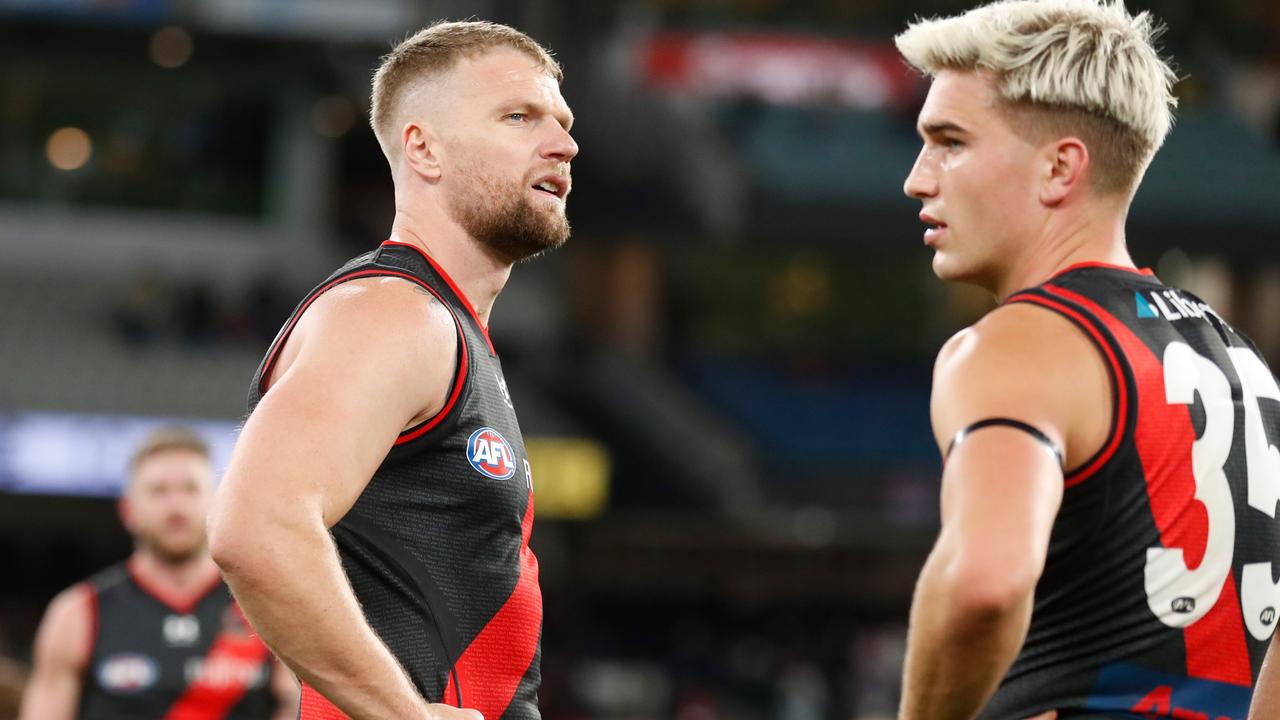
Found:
<box><xmin>248</xmin><ymin>240</ymin><xmax>543</xmax><ymax>720</ymax></box>
<box><xmin>981</xmin><ymin>264</ymin><xmax>1280</xmax><ymax>719</ymax></box>
<box><xmin>79</xmin><ymin>562</ymin><xmax>277</xmax><ymax>720</ymax></box>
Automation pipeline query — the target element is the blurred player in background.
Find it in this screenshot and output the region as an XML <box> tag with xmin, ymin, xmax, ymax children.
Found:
<box><xmin>895</xmin><ymin>1</ymin><xmax>1280</xmax><ymax>718</ymax></box>
<box><xmin>17</xmin><ymin>426</ymin><xmax>297</xmax><ymax>720</ymax></box>
<box><xmin>208</xmin><ymin>19</ymin><xmax>576</xmax><ymax>720</ymax></box>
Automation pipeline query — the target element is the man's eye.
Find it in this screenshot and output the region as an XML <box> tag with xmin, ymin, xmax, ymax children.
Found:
<box><xmin>506</xmin><ymin>113</ymin><xmax>526</xmax><ymax>122</ymax></box>
<box><xmin>945</xmin><ymin>138</ymin><xmax>964</xmax><ymax>150</ymax></box>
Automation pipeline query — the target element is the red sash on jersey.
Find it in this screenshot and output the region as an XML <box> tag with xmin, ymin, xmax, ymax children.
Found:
<box><xmin>161</xmin><ymin>606</ymin><xmax>272</xmax><ymax>720</ymax></box>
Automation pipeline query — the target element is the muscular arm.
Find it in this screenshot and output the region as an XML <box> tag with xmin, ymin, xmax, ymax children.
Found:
<box><xmin>899</xmin><ymin>304</ymin><xmax>1111</xmax><ymax>720</ymax></box>
<box><xmin>209</xmin><ymin>279</ymin><xmax>478</xmax><ymax>720</ymax></box>
<box><xmin>17</xmin><ymin>585</ymin><xmax>92</xmax><ymax>720</ymax></box>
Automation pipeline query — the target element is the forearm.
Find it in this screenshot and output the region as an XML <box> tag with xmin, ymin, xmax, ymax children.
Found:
<box><xmin>899</xmin><ymin>548</ymin><xmax>1034</xmax><ymax>720</ymax></box>
<box><xmin>213</xmin><ymin>512</ymin><xmax>427</xmax><ymax>720</ymax></box>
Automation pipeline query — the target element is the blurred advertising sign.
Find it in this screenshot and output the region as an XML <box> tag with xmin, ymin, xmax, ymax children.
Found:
<box><xmin>0</xmin><ymin>0</ymin><xmax>413</xmax><ymax>40</ymax></box>
<box><xmin>0</xmin><ymin>0</ymin><xmax>171</xmax><ymax>23</ymax></box>
<box><xmin>0</xmin><ymin>412</ymin><xmax>610</xmax><ymax>518</ymax></box>
<box><xmin>639</xmin><ymin>31</ymin><xmax>922</xmax><ymax>110</ymax></box>
<box><xmin>0</xmin><ymin>412</ymin><xmax>238</xmax><ymax>498</ymax></box>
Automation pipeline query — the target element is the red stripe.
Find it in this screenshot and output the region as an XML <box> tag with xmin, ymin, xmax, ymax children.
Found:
<box><xmin>1051</xmin><ymin>261</ymin><xmax>1155</xmax><ymax>278</ymax></box>
<box><xmin>257</xmin><ymin>268</ymin><xmax>465</xmax><ymax>444</ymax></box>
<box><xmin>443</xmin><ymin>487</ymin><xmax>542</xmax><ymax>717</ymax></box>
<box><xmin>381</xmin><ymin>240</ymin><xmax>498</xmax><ymax>355</ymax></box>
<box><xmin>161</xmin><ymin>605</ymin><xmax>273</xmax><ymax>720</ymax></box>
<box><xmin>1045</xmin><ymin>285</ymin><xmax>1252</xmax><ymax>686</ymax></box>
<box><xmin>1006</xmin><ymin>291</ymin><xmax>1128</xmax><ymax>487</ymax></box>
<box><xmin>396</xmin><ymin>314</ymin><xmax>468</xmax><ymax>445</ymax></box>
<box><xmin>126</xmin><ymin>560</ymin><xmax>223</xmax><ymax>615</ymax></box>
<box><xmin>299</xmin><ymin>683</ymin><xmax>349</xmax><ymax>720</ymax></box>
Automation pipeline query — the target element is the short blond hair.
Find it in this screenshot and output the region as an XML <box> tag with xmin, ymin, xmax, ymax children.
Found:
<box><xmin>129</xmin><ymin>426</ymin><xmax>209</xmax><ymax>477</ymax></box>
<box><xmin>370</xmin><ymin>20</ymin><xmax>563</xmax><ymax>162</ymax></box>
<box><xmin>896</xmin><ymin>0</ymin><xmax>1178</xmax><ymax>195</ymax></box>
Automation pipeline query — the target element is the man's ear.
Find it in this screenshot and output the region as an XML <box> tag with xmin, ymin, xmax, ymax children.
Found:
<box><xmin>401</xmin><ymin>121</ymin><xmax>443</xmax><ymax>181</ymax></box>
<box><xmin>1041</xmin><ymin>137</ymin><xmax>1089</xmax><ymax>206</ymax></box>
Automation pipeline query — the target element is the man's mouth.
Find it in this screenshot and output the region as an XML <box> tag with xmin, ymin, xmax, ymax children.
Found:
<box><xmin>531</xmin><ymin>175</ymin><xmax>568</xmax><ymax>199</ymax></box>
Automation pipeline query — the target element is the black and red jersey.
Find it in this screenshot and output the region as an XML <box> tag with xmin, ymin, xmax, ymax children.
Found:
<box><xmin>981</xmin><ymin>263</ymin><xmax>1280</xmax><ymax>719</ymax></box>
<box><xmin>78</xmin><ymin>562</ymin><xmax>278</xmax><ymax>720</ymax></box>
<box><xmin>248</xmin><ymin>240</ymin><xmax>542</xmax><ymax>720</ymax></box>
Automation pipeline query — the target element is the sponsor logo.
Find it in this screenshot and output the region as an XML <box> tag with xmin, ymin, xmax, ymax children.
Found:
<box><xmin>466</xmin><ymin>427</ymin><xmax>517</xmax><ymax>480</ymax></box>
<box><xmin>1135</xmin><ymin>291</ymin><xmax>1160</xmax><ymax>319</ymax></box>
<box><xmin>184</xmin><ymin>656</ymin><xmax>269</xmax><ymax>689</ymax></box>
<box><xmin>1138</xmin><ymin>289</ymin><xmax>1221</xmax><ymax>324</ymax></box>
<box><xmin>163</xmin><ymin>614</ymin><xmax>200</xmax><ymax>646</ymax></box>
<box><xmin>97</xmin><ymin>653</ymin><xmax>159</xmax><ymax>694</ymax></box>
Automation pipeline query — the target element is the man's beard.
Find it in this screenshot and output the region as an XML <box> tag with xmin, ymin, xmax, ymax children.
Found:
<box><xmin>446</xmin><ymin>164</ymin><xmax>570</xmax><ymax>265</ymax></box>
<box><xmin>139</xmin><ymin>530</ymin><xmax>205</xmax><ymax>565</ymax></box>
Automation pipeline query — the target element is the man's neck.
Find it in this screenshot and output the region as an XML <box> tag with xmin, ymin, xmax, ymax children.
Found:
<box><xmin>994</xmin><ymin>208</ymin><xmax>1134</xmax><ymax>301</ymax></box>
<box><xmin>130</xmin><ymin>550</ymin><xmax>220</xmax><ymax>594</ymax></box>
<box><xmin>389</xmin><ymin>211</ymin><xmax>512</xmax><ymax>327</ymax></box>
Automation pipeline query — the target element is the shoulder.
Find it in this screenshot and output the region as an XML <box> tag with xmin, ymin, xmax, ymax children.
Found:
<box><xmin>300</xmin><ymin>275</ymin><xmax>456</xmax><ymax>343</ymax></box>
<box><xmin>33</xmin><ymin>582</ymin><xmax>95</xmax><ymax>668</ymax></box>
<box><xmin>274</xmin><ymin>276</ymin><xmax>458</xmax><ymax>386</ymax></box>
<box><xmin>931</xmin><ymin>302</ymin><xmax>1110</xmax><ymax>458</ymax></box>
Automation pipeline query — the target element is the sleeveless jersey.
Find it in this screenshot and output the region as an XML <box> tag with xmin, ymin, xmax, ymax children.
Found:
<box><xmin>248</xmin><ymin>240</ymin><xmax>542</xmax><ymax>720</ymax></box>
<box><xmin>979</xmin><ymin>263</ymin><xmax>1280</xmax><ymax>720</ymax></box>
<box><xmin>79</xmin><ymin>562</ymin><xmax>277</xmax><ymax>720</ymax></box>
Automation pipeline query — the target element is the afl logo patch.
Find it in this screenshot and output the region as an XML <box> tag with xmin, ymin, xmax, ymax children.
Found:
<box><xmin>97</xmin><ymin>653</ymin><xmax>158</xmax><ymax>694</ymax></box>
<box><xmin>466</xmin><ymin>427</ymin><xmax>516</xmax><ymax>480</ymax></box>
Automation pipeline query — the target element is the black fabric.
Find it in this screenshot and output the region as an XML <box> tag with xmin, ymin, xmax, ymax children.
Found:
<box><xmin>947</xmin><ymin>417</ymin><xmax>1065</xmax><ymax>467</ymax></box>
<box><xmin>977</xmin><ymin>266</ymin><xmax>1280</xmax><ymax>720</ymax></box>
<box><xmin>78</xmin><ymin>564</ymin><xmax>277</xmax><ymax>720</ymax></box>
<box><xmin>248</xmin><ymin>241</ymin><xmax>543</xmax><ymax>720</ymax></box>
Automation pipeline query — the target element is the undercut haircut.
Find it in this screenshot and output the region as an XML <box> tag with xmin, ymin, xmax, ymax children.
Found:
<box><xmin>370</xmin><ymin>20</ymin><xmax>563</xmax><ymax>163</ymax></box>
<box><xmin>896</xmin><ymin>0</ymin><xmax>1178</xmax><ymax>195</ymax></box>
<box><xmin>129</xmin><ymin>426</ymin><xmax>209</xmax><ymax>477</ymax></box>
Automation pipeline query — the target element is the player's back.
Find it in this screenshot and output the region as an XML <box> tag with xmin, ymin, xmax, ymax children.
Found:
<box><xmin>982</xmin><ymin>264</ymin><xmax>1280</xmax><ymax>720</ymax></box>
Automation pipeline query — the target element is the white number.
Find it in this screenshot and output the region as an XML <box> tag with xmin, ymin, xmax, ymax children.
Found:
<box><xmin>1145</xmin><ymin>342</ymin><xmax>1236</xmax><ymax>627</ymax></box>
<box><xmin>1144</xmin><ymin>342</ymin><xmax>1280</xmax><ymax>639</ymax></box>
<box><xmin>1229</xmin><ymin>348</ymin><xmax>1280</xmax><ymax>640</ymax></box>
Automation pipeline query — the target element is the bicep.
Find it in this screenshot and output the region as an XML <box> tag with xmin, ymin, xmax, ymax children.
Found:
<box><xmin>19</xmin><ymin>588</ymin><xmax>91</xmax><ymax>720</ymax></box>
<box><xmin>219</xmin><ymin>285</ymin><xmax>455</xmax><ymax>526</ymax></box>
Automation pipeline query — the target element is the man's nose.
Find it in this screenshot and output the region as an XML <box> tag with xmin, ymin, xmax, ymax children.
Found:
<box><xmin>542</xmin><ymin>124</ymin><xmax>578</xmax><ymax>163</ymax></box>
<box><xmin>903</xmin><ymin>148</ymin><xmax>937</xmax><ymax>199</ymax></box>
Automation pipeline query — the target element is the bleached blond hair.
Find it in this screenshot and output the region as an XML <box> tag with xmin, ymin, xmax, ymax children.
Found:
<box><xmin>896</xmin><ymin>0</ymin><xmax>1178</xmax><ymax>195</ymax></box>
<box><xmin>370</xmin><ymin>20</ymin><xmax>562</xmax><ymax>164</ymax></box>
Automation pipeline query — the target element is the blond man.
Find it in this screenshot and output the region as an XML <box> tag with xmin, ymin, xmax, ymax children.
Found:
<box><xmin>19</xmin><ymin>427</ymin><xmax>297</xmax><ymax>720</ymax></box>
<box><xmin>208</xmin><ymin>20</ymin><xmax>576</xmax><ymax>720</ymax></box>
<box><xmin>895</xmin><ymin>1</ymin><xmax>1280</xmax><ymax>718</ymax></box>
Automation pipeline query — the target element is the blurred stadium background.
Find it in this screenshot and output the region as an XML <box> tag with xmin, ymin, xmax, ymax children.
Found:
<box><xmin>0</xmin><ymin>0</ymin><xmax>1278</xmax><ymax>717</ymax></box>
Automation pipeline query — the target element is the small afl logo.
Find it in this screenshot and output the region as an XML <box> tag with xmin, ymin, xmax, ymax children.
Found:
<box><xmin>1262</xmin><ymin>607</ymin><xmax>1277</xmax><ymax>627</ymax></box>
<box><xmin>1171</xmin><ymin>597</ymin><xmax>1196</xmax><ymax>614</ymax></box>
<box><xmin>97</xmin><ymin>653</ymin><xmax>158</xmax><ymax>694</ymax></box>
<box><xmin>467</xmin><ymin>427</ymin><xmax>516</xmax><ymax>480</ymax></box>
